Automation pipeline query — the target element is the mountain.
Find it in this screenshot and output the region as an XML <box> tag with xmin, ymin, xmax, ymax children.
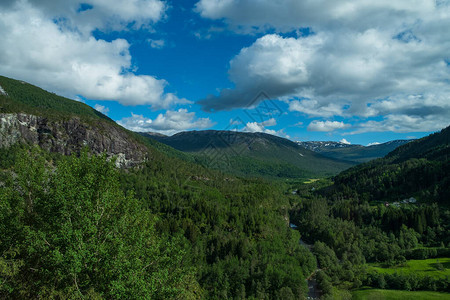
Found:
<box><xmin>297</xmin><ymin>140</ymin><xmax>411</xmax><ymax>163</ymax></box>
<box><xmin>141</xmin><ymin>130</ymin><xmax>356</xmax><ymax>178</ymax></box>
<box><xmin>0</xmin><ymin>75</ymin><xmax>148</xmax><ymax>167</ymax></box>
<box><xmin>0</xmin><ymin>75</ymin><xmax>320</xmax><ymax>299</ymax></box>
<box><xmin>1</xmin><ymin>74</ymin><xmax>449</xmax><ymax>299</ymax></box>
<box><xmin>333</xmin><ymin>126</ymin><xmax>450</xmax><ymax>204</ymax></box>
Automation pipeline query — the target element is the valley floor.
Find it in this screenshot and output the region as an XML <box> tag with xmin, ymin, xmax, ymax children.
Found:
<box><xmin>352</xmin><ymin>288</ymin><xmax>450</xmax><ymax>299</ymax></box>
<box><xmin>369</xmin><ymin>257</ymin><xmax>450</xmax><ymax>278</ymax></box>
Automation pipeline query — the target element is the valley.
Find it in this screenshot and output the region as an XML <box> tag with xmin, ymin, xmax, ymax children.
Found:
<box><xmin>0</xmin><ymin>76</ymin><xmax>449</xmax><ymax>299</ymax></box>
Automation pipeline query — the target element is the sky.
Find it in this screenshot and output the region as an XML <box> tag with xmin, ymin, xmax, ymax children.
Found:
<box><xmin>0</xmin><ymin>0</ymin><xmax>449</xmax><ymax>146</ymax></box>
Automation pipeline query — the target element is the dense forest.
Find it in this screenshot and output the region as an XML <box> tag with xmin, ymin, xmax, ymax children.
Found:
<box><xmin>0</xmin><ymin>76</ymin><xmax>449</xmax><ymax>299</ymax></box>
<box><xmin>289</xmin><ymin>126</ymin><xmax>450</xmax><ymax>298</ymax></box>
<box><xmin>0</xmin><ymin>145</ymin><xmax>317</xmax><ymax>299</ymax></box>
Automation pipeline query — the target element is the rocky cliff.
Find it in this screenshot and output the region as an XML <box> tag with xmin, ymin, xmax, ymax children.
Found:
<box><xmin>0</xmin><ymin>113</ymin><xmax>148</xmax><ymax>167</ymax></box>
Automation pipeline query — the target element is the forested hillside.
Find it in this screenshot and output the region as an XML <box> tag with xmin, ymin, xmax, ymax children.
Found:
<box><xmin>334</xmin><ymin>126</ymin><xmax>450</xmax><ymax>204</ymax></box>
<box><xmin>142</xmin><ymin>130</ymin><xmax>355</xmax><ymax>179</ymax></box>
<box><xmin>1</xmin><ymin>76</ymin><xmax>449</xmax><ymax>299</ymax></box>
<box><xmin>0</xmin><ymin>77</ymin><xmax>316</xmax><ymax>299</ymax></box>
<box><xmin>289</xmin><ymin>126</ymin><xmax>450</xmax><ymax>298</ymax></box>
<box><xmin>0</xmin><ymin>75</ymin><xmax>112</xmax><ymax>122</ymax></box>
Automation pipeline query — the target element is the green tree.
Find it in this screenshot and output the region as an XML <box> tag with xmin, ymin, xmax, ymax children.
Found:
<box><xmin>0</xmin><ymin>148</ymin><xmax>199</xmax><ymax>299</ymax></box>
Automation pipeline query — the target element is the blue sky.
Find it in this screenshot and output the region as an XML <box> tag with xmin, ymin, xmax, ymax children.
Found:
<box><xmin>0</xmin><ymin>0</ymin><xmax>449</xmax><ymax>145</ymax></box>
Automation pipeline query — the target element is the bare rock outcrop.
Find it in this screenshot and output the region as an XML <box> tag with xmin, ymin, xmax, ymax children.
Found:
<box><xmin>0</xmin><ymin>113</ymin><xmax>147</xmax><ymax>167</ymax></box>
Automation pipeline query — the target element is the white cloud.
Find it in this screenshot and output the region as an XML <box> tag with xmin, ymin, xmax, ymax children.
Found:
<box><xmin>340</xmin><ymin>138</ymin><xmax>351</xmax><ymax>145</ymax></box>
<box><xmin>348</xmin><ymin>114</ymin><xmax>450</xmax><ymax>135</ymax></box>
<box><xmin>26</xmin><ymin>0</ymin><xmax>167</xmax><ymax>34</ymax></box>
<box><xmin>229</xmin><ymin>118</ymin><xmax>242</xmax><ymax>125</ymax></box>
<box><xmin>243</xmin><ymin>122</ymin><xmax>267</xmax><ymax>133</ymax></box>
<box><xmin>195</xmin><ymin>0</ymin><xmax>437</xmax><ymax>33</ymax></box>
<box><xmin>196</xmin><ymin>0</ymin><xmax>450</xmax><ymax>133</ymax></box>
<box><xmin>94</xmin><ymin>104</ymin><xmax>110</xmax><ymax>115</ymax></box>
<box><xmin>117</xmin><ymin>109</ymin><xmax>215</xmax><ymax>135</ymax></box>
<box><xmin>242</xmin><ymin>118</ymin><xmax>288</xmax><ymax>137</ymax></box>
<box><xmin>0</xmin><ymin>0</ymin><xmax>186</xmax><ymax>109</ymax></box>
<box><xmin>307</xmin><ymin>121</ymin><xmax>351</xmax><ymax>132</ymax></box>
<box><xmin>289</xmin><ymin>99</ymin><xmax>346</xmax><ymax>117</ymax></box>
<box><xmin>148</xmin><ymin>39</ymin><xmax>166</xmax><ymax>49</ymax></box>
<box><xmin>260</xmin><ymin>118</ymin><xmax>276</xmax><ymax>127</ymax></box>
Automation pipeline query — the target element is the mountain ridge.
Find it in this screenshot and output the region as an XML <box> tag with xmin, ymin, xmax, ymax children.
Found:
<box><xmin>333</xmin><ymin>126</ymin><xmax>450</xmax><ymax>204</ymax></box>
<box><xmin>297</xmin><ymin>140</ymin><xmax>411</xmax><ymax>163</ymax></box>
<box><xmin>141</xmin><ymin>129</ymin><xmax>356</xmax><ymax>178</ymax></box>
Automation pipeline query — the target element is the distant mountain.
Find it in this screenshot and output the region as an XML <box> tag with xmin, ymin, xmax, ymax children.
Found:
<box><xmin>296</xmin><ymin>141</ymin><xmax>354</xmax><ymax>152</ymax></box>
<box><xmin>141</xmin><ymin>130</ymin><xmax>356</xmax><ymax>178</ymax></box>
<box><xmin>297</xmin><ymin>140</ymin><xmax>411</xmax><ymax>163</ymax></box>
<box><xmin>333</xmin><ymin>126</ymin><xmax>450</xmax><ymax>204</ymax></box>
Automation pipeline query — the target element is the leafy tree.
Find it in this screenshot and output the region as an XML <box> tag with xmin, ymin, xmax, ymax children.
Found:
<box><xmin>0</xmin><ymin>148</ymin><xmax>199</xmax><ymax>299</ymax></box>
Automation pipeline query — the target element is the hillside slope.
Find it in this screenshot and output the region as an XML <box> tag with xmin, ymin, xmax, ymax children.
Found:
<box><xmin>333</xmin><ymin>126</ymin><xmax>450</xmax><ymax>204</ymax></box>
<box><xmin>142</xmin><ymin>130</ymin><xmax>356</xmax><ymax>178</ymax></box>
<box><xmin>0</xmin><ymin>75</ymin><xmax>318</xmax><ymax>299</ymax></box>
<box><xmin>0</xmin><ymin>75</ymin><xmax>149</xmax><ymax>167</ymax></box>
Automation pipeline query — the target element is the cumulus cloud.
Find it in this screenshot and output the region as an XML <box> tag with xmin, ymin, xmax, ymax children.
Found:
<box><xmin>196</xmin><ymin>0</ymin><xmax>450</xmax><ymax>133</ymax></box>
<box><xmin>0</xmin><ymin>0</ymin><xmax>186</xmax><ymax>109</ymax></box>
<box><xmin>348</xmin><ymin>114</ymin><xmax>450</xmax><ymax>135</ymax></box>
<box><xmin>289</xmin><ymin>99</ymin><xmax>346</xmax><ymax>118</ymax></box>
<box><xmin>242</xmin><ymin>118</ymin><xmax>288</xmax><ymax>137</ymax></box>
<box><xmin>117</xmin><ymin>109</ymin><xmax>215</xmax><ymax>135</ymax></box>
<box><xmin>340</xmin><ymin>138</ymin><xmax>351</xmax><ymax>145</ymax></box>
<box><xmin>195</xmin><ymin>0</ymin><xmax>436</xmax><ymax>33</ymax></box>
<box><xmin>148</xmin><ymin>39</ymin><xmax>166</xmax><ymax>49</ymax></box>
<box><xmin>307</xmin><ymin>121</ymin><xmax>351</xmax><ymax>132</ymax></box>
<box><xmin>26</xmin><ymin>0</ymin><xmax>167</xmax><ymax>34</ymax></box>
<box><xmin>94</xmin><ymin>104</ymin><xmax>110</xmax><ymax>115</ymax></box>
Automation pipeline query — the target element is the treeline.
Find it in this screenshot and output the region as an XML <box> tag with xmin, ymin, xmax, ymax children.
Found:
<box><xmin>364</xmin><ymin>272</ymin><xmax>449</xmax><ymax>292</ymax></box>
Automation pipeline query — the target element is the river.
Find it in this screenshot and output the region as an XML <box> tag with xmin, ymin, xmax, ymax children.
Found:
<box><xmin>290</xmin><ymin>223</ymin><xmax>321</xmax><ymax>299</ymax></box>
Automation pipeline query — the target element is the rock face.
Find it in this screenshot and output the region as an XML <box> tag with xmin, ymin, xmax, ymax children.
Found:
<box><xmin>0</xmin><ymin>113</ymin><xmax>147</xmax><ymax>167</ymax></box>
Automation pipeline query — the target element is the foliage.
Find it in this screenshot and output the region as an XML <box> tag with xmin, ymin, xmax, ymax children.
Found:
<box><xmin>1</xmin><ymin>76</ymin><xmax>449</xmax><ymax>298</ymax></box>
<box><xmin>352</xmin><ymin>288</ymin><xmax>450</xmax><ymax>300</ymax></box>
<box><xmin>333</xmin><ymin>126</ymin><xmax>450</xmax><ymax>204</ymax></box>
<box><xmin>0</xmin><ymin>148</ymin><xmax>198</xmax><ymax>299</ymax></box>
<box><xmin>143</xmin><ymin>130</ymin><xmax>356</xmax><ymax>179</ymax></box>
<box><xmin>0</xmin><ymin>75</ymin><xmax>111</xmax><ymax>122</ymax></box>
<box><xmin>120</xmin><ymin>155</ymin><xmax>316</xmax><ymax>298</ymax></box>
<box><xmin>369</xmin><ymin>257</ymin><xmax>450</xmax><ymax>279</ymax></box>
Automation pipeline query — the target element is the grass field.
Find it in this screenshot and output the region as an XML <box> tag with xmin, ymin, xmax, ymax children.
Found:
<box><xmin>352</xmin><ymin>288</ymin><xmax>450</xmax><ymax>299</ymax></box>
<box><xmin>303</xmin><ymin>178</ymin><xmax>320</xmax><ymax>184</ymax></box>
<box><xmin>369</xmin><ymin>257</ymin><xmax>450</xmax><ymax>278</ymax></box>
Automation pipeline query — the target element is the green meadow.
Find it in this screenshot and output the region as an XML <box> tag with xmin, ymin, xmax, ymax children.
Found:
<box><xmin>303</xmin><ymin>178</ymin><xmax>320</xmax><ymax>184</ymax></box>
<box><xmin>370</xmin><ymin>257</ymin><xmax>450</xmax><ymax>278</ymax></box>
<box><xmin>352</xmin><ymin>288</ymin><xmax>450</xmax><ymax>300</ymax></box>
